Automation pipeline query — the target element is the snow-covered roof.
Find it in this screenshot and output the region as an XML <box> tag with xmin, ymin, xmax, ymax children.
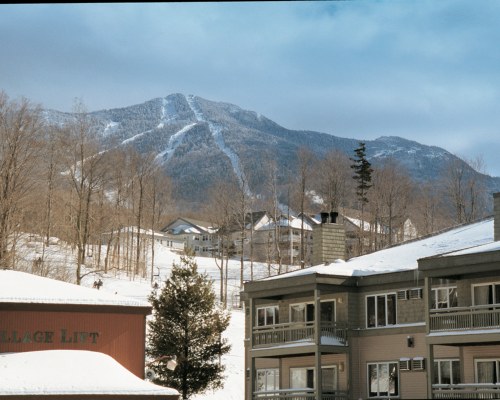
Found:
<box><xmin>258</xmin><ymin>216</ymin><xmax>314</xmax><ymax>231</ymax></box>
<box><xmin>263</xmin><ymin>217</ymin><xmax>495</xmax><ymax>280</ymax></box>
<box><xmin>435</xmin><ymin>240</ymin><xmax>500</xmax><ymax>258</ymax></box>
<box><xmin>0</xmin><ymin>270</ymin><xmax>150</xmax><ymax>308</ymax></box>
<box><xmin>0</xmin><ymin>350</ymin><xmax>179</xmax><ymax>396</ymax></box>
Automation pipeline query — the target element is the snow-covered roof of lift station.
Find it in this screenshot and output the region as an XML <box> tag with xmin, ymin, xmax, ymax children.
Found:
<box><xmin>262</xmin><ymin>217</ymin><xmax>495</xmax><ymax>280</ymax></box>
<box><xmin>0</xmin><ymin>350</ymin><xmax>179</xmax><ymax>397</ymax></box>
<box><xmin>0</xmin><ymin>270</ymin><xmax>150</xmax><ymax>308</ymax></box>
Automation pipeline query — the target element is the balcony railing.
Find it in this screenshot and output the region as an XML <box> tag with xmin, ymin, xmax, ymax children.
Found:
<box><xmin>253</xmin><ymin>389</ymin><xmax>348</xmax><ymax>400</ymax></box>
<box><xmin>433</xmin><ymin>383</ymin><xmax>500</xmax><ymax>399</ymax></box>
<box><xmin>429</xmin><ymin>305</ymin><xmax>500</xmax><ymax>332</ymax></box>
<box><xmin>252</xmin><ymin>321</ymin><xmax>348</xmax><ymax>348</ymax></box>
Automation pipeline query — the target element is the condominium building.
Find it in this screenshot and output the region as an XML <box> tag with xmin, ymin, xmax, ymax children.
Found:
<box><xmin>242</xmin><ymin>193</ymin><xmax>500</xmax><ymax>400</ymax></box>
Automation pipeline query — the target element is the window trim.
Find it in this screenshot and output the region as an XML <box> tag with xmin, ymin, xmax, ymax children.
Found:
<box><xmin>472</xmin><ymin>282</ymin><xmax>500</xmax><ymax>306</ymax></box>
<box><xmin>367</xmin><ymin>361</ymin><xmax>399</xmax><ymax>398</ymax></box>
<box><xmin>289</xmin><ymin>365</ymin><xmax>338</xmax><ymax>391</ymax></box>
<box><xmin>365</xmin><ymin>293</ymin><xmax>397</xmax><ymax>328</ymax></box>
<box><xmin>255</xmin><ymin>368</ymin><xmax>280</xmax><ymax>393</ymax></box>
<box><xmin>289</xmin><ymin>299</ymin><xmax>337</xmax><ymax>324</ymax></box>
<box><xmin>475</xmin><ymin>358</ymin><xmax>500</xmax><ymax>384</ymax></box>
<box><xmin>431</xmin><ymin>286</ymin><xmax>458</xmax><ymax>310</ymax></box>
<box><xmin>256</xmin><ymin>305</ymin><xmax>279</xmax><ymax>327</ymax></box>
<box><xmin>433</xmin><ymin>359</ymin><xmax>461</xmax><ymax>385</ymax></box>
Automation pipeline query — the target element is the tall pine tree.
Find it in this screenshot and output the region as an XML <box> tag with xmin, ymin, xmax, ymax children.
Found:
<box><xmin>147</xmin><ymin>255</ymin><xmax>231</xmax><ymax>399</ymax></box>
<box><xmin>350</xmin><ymin>142</ymin><xmax>373</xmax><ymax>254</ymax></box>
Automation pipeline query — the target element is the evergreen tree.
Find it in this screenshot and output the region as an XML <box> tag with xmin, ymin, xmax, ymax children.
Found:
<box><xmin>350</xmin><ymin>142</ymin><xmax>373</xmax><ymax>254</ymax></box>
<box><xmin>147</xmin><ymin>255</ymin><xmax>231</xmax><ymax>399</ymax></box>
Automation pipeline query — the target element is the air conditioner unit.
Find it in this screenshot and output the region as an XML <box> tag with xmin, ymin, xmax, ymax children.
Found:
<box><xmin>409</xmin><ymin>288</ymin><xmax>423</xmax><ymax>300</ymax></box>
<box><xmin>399</xmin><ymin>358</ymin><xmax>411</xmax><ymax>371</ymax></box>
<box><xmin>412</xmin><ymin>357</ymin><xmax>425</xmax><ymax>371</ymax></box>
<box><xmin>397</xmin><ymin>290</ymin><xmax>409</xmax><ymax>300</ymax></box>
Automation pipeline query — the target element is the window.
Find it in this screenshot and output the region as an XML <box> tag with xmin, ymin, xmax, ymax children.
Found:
<box><xmin>257</xmin><ymin>306</ymin><xmax>279</xmax><ymax>327</ymax></box>
<box><xmin>476</xmin><ymin>359</ymin><xmax>500</xmax><ymax>384</ymax></box>
<box><xmin>368</xmin><ymin>362</ymin><xmax>399</xmax><ymax>398</ymax></box>
<box><xmin>366</xmin><ymin>294</ymin><xmax>396</xmax><ymax>328</ymax></box>
<box><xmin>473</xmin><ymin>283</ymin><xmax>500</xmax><ymax>306</ymax></box>
<box><xmin>289</xmin><ymin>301</ymin><xmax>336</xmax><ymax>323</ymax></box>
<box><xmin>256</xmin><ymin>368</ymin><xmax>279</xmax><ymax>392</ymax></box>
<box><xmin>431</xmin><ymin>287</ymin><xmax>458</xmax><ymax>309</ymax></box>
<box><xmin>320</xmin><ymin>301</ymin><xmax>336</xmax><ymax>323</ymax></box>
<box><xmin>434</xmin><ymin>359</ymin><xmax>460</xmax><ymax>385</ymax></box>
<box><xmin>290</xmin><ymin>303</ymin><xmax>314</xmax><ymax>323</ymax></box>
<box><xmin>290</xmin><ymin>367</ymin><xmax>314</xmax><ymax>389</ymax></box>
<box><xmin>290</xmin><ymin>366</ymin><xmax>337</xmax><ymax>391</ymax></box>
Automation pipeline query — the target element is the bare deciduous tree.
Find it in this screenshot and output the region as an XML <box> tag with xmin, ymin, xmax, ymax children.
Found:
<box><xmin>0</xmin><ymin>93</ymin><xmax>43</xmax><ymax>269</ymax></box>
<box><xmin>441</xmin><ymin>155</ymin><xmax>488</xmax><ymax>224</ymax></box>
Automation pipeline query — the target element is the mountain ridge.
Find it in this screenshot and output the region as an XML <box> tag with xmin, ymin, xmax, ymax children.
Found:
<box><xmin>42</xmin><ymin>93</ymin><xmax>500</xmax><ymax>208</ymax></box>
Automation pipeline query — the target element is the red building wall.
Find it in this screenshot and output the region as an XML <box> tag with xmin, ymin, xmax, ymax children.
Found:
<box><xmin>0</xmin><ymin>306</ymin><xmax>148</xmax><ymax>378</ymax></box>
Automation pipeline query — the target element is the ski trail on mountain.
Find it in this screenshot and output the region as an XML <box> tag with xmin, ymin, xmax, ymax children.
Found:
<box><xmin>186</xmin><ymin>95</ymin><xmax>250</xmax><ymax>194</ymax></box>
<box><xmin>156</xmin><ymin>122</ymin><xmax>197</xmax><ymax>162</ymax></box>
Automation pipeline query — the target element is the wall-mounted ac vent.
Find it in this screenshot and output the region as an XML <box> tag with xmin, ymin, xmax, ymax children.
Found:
<box><xmin>409</xmin><ymin>288</ymin><xmax>423</xmax><ymax>300</ymax></box>
<box><xmin>412</xmin><ymin>357</ymin><xmax>425</xmax><ymax>371</ymax></box>
<box><xmin>399</xmin><ymin>358</ymin><xmax>411</xmax><ymax>371</ymax></box>
<box><xmin>397</xmin><ymin>290</ymin><xmax>409</xmax><ymax>300</ymax></box>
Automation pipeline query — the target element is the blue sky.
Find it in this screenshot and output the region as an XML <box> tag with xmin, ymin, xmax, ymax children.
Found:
<box><xmin>1</xmin><ymin>1</ymin><xmax>500</xmax><ymax>176</ymax></box>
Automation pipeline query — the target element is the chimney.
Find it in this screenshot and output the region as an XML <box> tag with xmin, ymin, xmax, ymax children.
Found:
<box><xmin>312</xmin><ymin>211</ymin><xmax>346</xmax><ymax>265</ymax></box>
<box><xmin>494</xmin><ymin>193</ymin><xmax>500</xmax><ymax>241</ymax></box>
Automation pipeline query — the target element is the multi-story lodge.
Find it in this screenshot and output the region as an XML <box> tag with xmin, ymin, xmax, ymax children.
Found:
<box><xmin>242</xmin><ymin>193</ymin><xmax>500</xmax><ymax>400</ymax></box>
<box><xmin>161</xmin><ymin>217</ymin><xmax>218</xmax><ymax>257</ymax></box>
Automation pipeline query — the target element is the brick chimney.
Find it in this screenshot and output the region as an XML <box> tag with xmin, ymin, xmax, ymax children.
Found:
<box><xmin>312</xmin><ymin>212</ymin><xmax>346</xmax><ymax>265</ymax></box>
<box><xmin>494</xmin><ymin>193</ymin><xmax>500</xmax><ymax>241</ymax></box>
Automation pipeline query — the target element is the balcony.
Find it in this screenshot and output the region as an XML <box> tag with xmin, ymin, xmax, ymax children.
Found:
<box><xmin>253</xmin><ymin>389</ymin><xmax>348</xmax><ymax>400</ymax></box>
<box><xmin>433</xmin><ymin>383</ymin><xmax>500</xmax><ymax>399</ymax></box>
<box><xmin>252</xmin><ymin>322</ymin><xmax>348</xmax><ymax>348</ymax></box>
<box><xmin>429</xmin><ymin>305</ymin><xmax>500</xmax><ymax>332</ymax></box>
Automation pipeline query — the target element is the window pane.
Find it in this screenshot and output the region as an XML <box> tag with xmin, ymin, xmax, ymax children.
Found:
<box><xmin>291</xmin><ymin>304</ymin><xmax>305</xmax><ymax>323</ymax></box>
<box><xmin>322</xmin><ymin>367</ymin><xmax>337</xmax><ymax>391</ymax></box>
<box><xmin>448</xmin><ymin>288</ymin><xmax>458</xmax><ymax>307</ymax></box>
<box><xmin>389</xmin><ymin>363</ymin><xmax>398</xmax><ymax>396</ymax></box>
<box><xmin>306</xmin><ymin>369</ymin><xmax>314</xmax><ymax>389</ymax></box>
<box><xmin>437</xmin><ymin>289</ymin><xmax>448</xmax><ymax>309</ymax></box>
<box><xmin>256</xmin><ymin>370</ymin><xmax>266</xmax><ymax>391</ymax></box>
<box><xmin>474</xmin><ymin>286</ymin><xmax>491</xmax><ymax>306</ymax></box>
<box><xmin>378</xmin><ymin>363</ymin><xmax>389</xmax><ymax>395</ymax></box>
<box><xmin>369</xmin><ymin>364</ymin><xmax>378</xmax><ymax>397</ymax></box>
<box><xmin>306</xmin><ymin>303</ymin><xmax>315</xmax><ymax>322</ymax></box>
<box><xmin>495</xmin><ymin>285</ymin><xmax>500</xmax><ymax>304</ymax></box>
<box><xmin>433</xmin><ymin>361</ymin><xmax>440</xmax><ymax>384</ymax></box>
<box><xmin>265</xmin><ymin>370</ymin><xmax>275</xmax><ymax>391</ymax></box>
<box><xmin>257</xmin><ymin>309</ymin><xmax>265</xmax><ymax>326</ymax></box>
<box><xmin>266</xmin><ymin>307</ymin><xmax>274</xmax><ymax>325</ymax></box>
<box><xmin>321</xmin><ymin>301</ymin><xmax>335</xmax><ymax>323</ymax></box>
<box><xmin>377</xmin><ymin>295</ymin><xmax>386</xmax><ymax>326</ymax></box>
<box><xmin>290</xmin><ymin>368</ymin><xmax>307</xmax><ymax>389</ymax></box>
<box><xmin>477</xmin><ymin>361</ymin><xmax>495</xmax><ymax>383</ymax></box>
<box><xmin>452</xmin><ymin>361</ymin><xmax>461</xmax><ymax>384</ymax></box>
<box><xmin>431</xmin><ymin>290</ymin><xmax>437</xmax><ymax>309</ymax></box>
<box><xmin>387</xmin><ymin>294</ymin><xmax>396</xmax><ymax>325</ymax></box>
<box><xmin>441</xmin><ymin>360</ymin><xmax>451</xmax><ymax>384</ymax></box>
<box><xmin>274</xmin><ymin>306</ymin><xmax>280</xmax><ymax>324</ymax></box>
<box><xmin>367</xmin><ymin>296</ymin><xmax>376</xmax><ymax>327</ymax></box>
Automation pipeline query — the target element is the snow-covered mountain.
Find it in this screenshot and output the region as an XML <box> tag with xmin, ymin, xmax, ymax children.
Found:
<box><xmin>42</xmin><ymin>93</ymin><xmax>500</xmax><ymax>208</ymax></box>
